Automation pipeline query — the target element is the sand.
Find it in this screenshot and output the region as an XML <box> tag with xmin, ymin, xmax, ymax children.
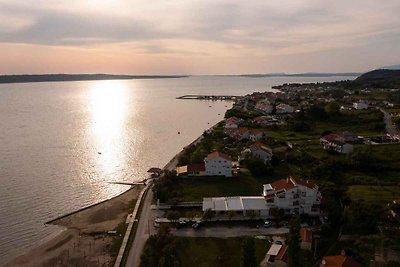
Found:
<box><xmin>4</xmin><ymin>186</ymin><xmax>143</xmax><ymax>267</ymax></box>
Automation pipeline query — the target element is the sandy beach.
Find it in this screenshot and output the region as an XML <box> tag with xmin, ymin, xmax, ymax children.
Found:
<box><xmin>4</xmin><ymin>186</ymin><xmax>143</xmax><ymax>267</ymax></box>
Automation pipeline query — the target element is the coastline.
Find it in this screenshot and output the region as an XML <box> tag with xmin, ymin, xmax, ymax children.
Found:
<box><xmin>4</xmin><ymin>120</ymin><xmax>223</xmax><ymax>267</ymax></box>
<box><xmin>4</xmin><ymin>186</ymin><xmax>143</xmax><ymax>267</ymax></box>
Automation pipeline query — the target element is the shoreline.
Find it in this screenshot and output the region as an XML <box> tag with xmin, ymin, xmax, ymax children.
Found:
<box><xmin>4</xmin><ymin>120</ymin><xmax>223</xmax><ymax>267</ymax></box>
<box><xmin>4</xmin><ymin>186</ymin><xmax>143</xmax><ymax>267</ymax></box>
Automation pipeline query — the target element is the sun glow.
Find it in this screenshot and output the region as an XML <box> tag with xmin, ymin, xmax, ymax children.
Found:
<box><xmin>88</xmin><ymin>80</ymin><xmax>130</xmax><ymax>182</ymax></box>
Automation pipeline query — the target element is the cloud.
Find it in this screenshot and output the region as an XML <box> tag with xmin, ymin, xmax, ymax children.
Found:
<box><xmin>0</xmin><ymin>0</ymin><xmax>399</xmax><ymax>73</ymax></box>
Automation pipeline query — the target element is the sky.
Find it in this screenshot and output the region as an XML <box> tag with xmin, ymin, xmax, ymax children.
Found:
<box><xmin>0</xmin><ymin>0</ymin><xmax>399</xmax><ymax>75</ymax></box>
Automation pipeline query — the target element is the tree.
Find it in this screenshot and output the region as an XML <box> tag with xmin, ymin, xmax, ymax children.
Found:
<box><xmin>287</xmin><ymin>216</ymin><xmax>301</xmax><ymax>267</ymax></box>
<box><xmin>241</xmin><ymin>237</ymin><xmax>257</xmax><ymax>267</ymax></box>
<box><xmin>325</xmin><ymin>101</ymin><xmax>341</xmax><ymax>115</ymax></box>
<box><xmin>166</xmin><ymin>210</ymin><xmax>181</xmax><ymax>222</ymax></box>
<box><xmin>227</xmin><ymin>210</ymin><xmax>236</xmax><ymax>220</ymax></box>
<box><xmin>270</xmin><ymin>208</ymin><xmax>284</xmax><ymax>227</ymax></box>
<box><xmin>202</xmin><ymin>208</ymin><xmax>215</xmax><ymax>221</ymax></box>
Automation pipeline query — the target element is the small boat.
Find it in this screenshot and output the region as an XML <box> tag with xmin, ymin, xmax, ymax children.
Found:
<box><xmin>178</xmin><ymin>131</ymin><xmax>180</xmax><ymax>134</ymax></box>
<box><xmin>98</xmin><ymin>152</ymin><xmax>102</xmax><ymax>155</ymax></box>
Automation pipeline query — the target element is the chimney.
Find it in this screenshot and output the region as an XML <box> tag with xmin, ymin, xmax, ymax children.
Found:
<box><xmin>306</xmin><ymin>180</ymin><xmax>309</xmax><ymax>184</ymax></box>
<box><xmin>320</xmin><ymin>259</ymin><xmax>326</xmax><ymax>266</ymax></box>
<box><xmin>286</xmin><ymin>177</ymin><xmax>289</xmax><ymax>183</ymax></box>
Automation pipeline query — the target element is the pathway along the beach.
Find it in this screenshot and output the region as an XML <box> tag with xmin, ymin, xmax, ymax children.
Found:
<box><xmin>125</xmin><ymin>189</ymin><xmax>155</xmax><ymax>267</ymax></box>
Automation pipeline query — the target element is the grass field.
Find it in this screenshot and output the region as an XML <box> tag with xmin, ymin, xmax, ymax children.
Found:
<box><xmin>347</xmin><ymin>185</ymin><xmax>400</xmax><ymax>203</ymax></box>
<box><xmin>178</xmin><ymin>171</ymin><xmax>266</xmax><ymax>202</ymax></box>
<box><xmin>176</xmin><ymin>237</ymin><xmax>270</xmax><ymax>267</ymax></box>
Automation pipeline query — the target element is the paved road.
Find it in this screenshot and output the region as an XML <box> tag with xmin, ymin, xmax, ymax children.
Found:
<box><xmin>381</xmin><ymin>108</ymin><xmax>399</xmax><ymax>135</ymax></box>
<box><xmin>125</xmin><ymin>189</ymin><xmax>156</xmax><ymax>267</ymax></box>
<box><xmin>171</xmin><ymin>226</ymin><xmax>289</xmax><ymax>238</ymax></box>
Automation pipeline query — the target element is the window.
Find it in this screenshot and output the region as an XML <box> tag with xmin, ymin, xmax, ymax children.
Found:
<box><xmin>301</xmin><ymin>191</ymin><xmax>306</xmax><ymax>197</ymax></box>
<box><xmin>266</xmin><ymin>198</ymin><xmax>274</xmax><ymax>203</ymax></box>
<box><xmin>293</xmin><ymin>201</ymin><xmax>299</xmax><ymax>206</ymax></box>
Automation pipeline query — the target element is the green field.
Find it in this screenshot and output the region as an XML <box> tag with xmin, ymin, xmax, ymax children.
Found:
<box><xmin>178</xmin><ymin>171</ymin><xmax>266</xmax><ymax>202</ymax></box>
<box><xmin>347</xmin><ymin>185</ymin><xmax>400</xmax><ymax>203</ymax></box>
<box><xmin>176</xmin><ymin>237</ymin><xmax>270</xmax><ymax>267</ymax></box>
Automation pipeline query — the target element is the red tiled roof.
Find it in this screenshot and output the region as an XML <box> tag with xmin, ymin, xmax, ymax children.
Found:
<box><xmin>271</xmin><ymin>177</ymin><xmax>317</xmax><ymax>191</ymax></box>
<box><xmin>253</xmin><ymin>116</ymin><xmax>268</xmax><ymax>123</ymax></box>
<box><xmin>276</xmin><ymin>245</ymin><xmax>288</xmax><ymax>261</ymax></box>
<box><xmin>237</xmin><ymin>127</ymin><xmax>249</xmax><ymax>134</ymax></box>
<box><xmin>290</xmin><ymin>177</ymin><xmax>317</xmax><ymax>190</ymax></box>
<box><xmin>321</xmin><ymin>133</ymin><xmax>346</xmax><ymax>144</ymax></box>
<box><xmin>300</xmin><ymin>228</ymin><xmax>312</xmax><ymax>243</ymax></box>
<box><xmin>225</xmin><ymin>116</ymin><xmax>242</xmax><ymax>125</ymax></box>
<box><xmin>249</xmin><ymin>129</ymin><xmax>263</xmax><ymax>135</ymax></box>
<box><xmin>321</xmin><ymin>256</ymin><xmax>362</xmax><ymax>267</ymax></box>
<box><xmin>207</xmin><ymin>151</ymin><xmax>231</xmax><ymax>161</ymax></box>
<box><xmin>271</xmin><ymin>178</ymin><xmax>296</xmax><ymax>191</ymax></box>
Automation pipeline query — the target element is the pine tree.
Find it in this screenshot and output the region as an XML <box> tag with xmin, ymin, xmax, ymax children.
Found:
<box><xmin>287</xmin><ymin>216</ymin><xmax>301</xmax><ymax>267</ymax></box>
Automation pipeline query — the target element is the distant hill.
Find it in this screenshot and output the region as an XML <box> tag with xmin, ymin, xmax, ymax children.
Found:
<box><xmin>0</xmin><ymin>74</ymin><xmax>188</xmax><ymax>84</ymax></box>
<box><xmin>353</xmin><ymin>69</ymin><xmax>400</xmax><ymax>88</ymax></box>
<box><xmin>240</xmin><ymin>72</ymin><xmax>361</xmax><ymax>78</ymax></box>
<box><xmin>380</xmin><ymin>64</ymin><xmax>400</xmax><ymax>70</ymax></box>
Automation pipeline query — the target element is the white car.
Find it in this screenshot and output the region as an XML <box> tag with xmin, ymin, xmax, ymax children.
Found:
<box><xmin>263</xmin><ymin>221</ymin><xmax>273</xmax><ymax>228</ymax></box>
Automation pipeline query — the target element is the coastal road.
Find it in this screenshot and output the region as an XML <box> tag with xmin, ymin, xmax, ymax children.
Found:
<box><xmin>171</xmin><ymin>226</ymin><xmax>289</xmax><ymax>238</ymax></box>
<box><xmin>125</xmin><ymin>189</ymin><xmax>155</xmax><ymax>267</ymax></box>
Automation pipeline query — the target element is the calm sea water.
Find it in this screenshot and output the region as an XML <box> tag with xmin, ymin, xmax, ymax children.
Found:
<box><xmin>0</xmin><ymin>76</ymin><xmax>355</xmax><ymax>261</ymax></box>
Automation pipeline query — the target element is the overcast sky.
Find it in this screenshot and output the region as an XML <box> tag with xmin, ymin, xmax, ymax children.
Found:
<box><xmin>0</xmin><ymin>0</ymin><xmax>399</xmax><ymax>74</ymax></box>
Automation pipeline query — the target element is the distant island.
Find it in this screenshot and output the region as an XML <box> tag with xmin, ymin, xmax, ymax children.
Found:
<box><xmin>273</xmin><ymin>69</ymin><xmax>400</xmax><ymax>90</ymax></box>
<box><xmin>0</xmin><ymin>74</ymin><xmax>189</xmax><ymax>84</ymax></box>
<box><xmin>239</xmin><ymin>72</ymin><xmax>361</xmax><ymax>78</ymax></box>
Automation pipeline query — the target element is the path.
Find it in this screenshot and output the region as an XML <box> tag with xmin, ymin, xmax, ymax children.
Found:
<box><xmin>380</xmin><ymin>108</ymin><xmax>399</xmax><ymax>135</ymax></box>
<box><xmin>125</xmin><ymin>189</ymin><xmax>156</xmax><ymax>267</ymax></box>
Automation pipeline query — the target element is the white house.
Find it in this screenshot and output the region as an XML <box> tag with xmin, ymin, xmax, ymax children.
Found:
<box><xmin>256</xmin><ymin>99</ymin><xmax>273</xmax><ymax>114</ymax></box>
<box><xmin>224</xmin><ymin>116</ymin><xmax>243</xmax><ymax>129</ymax></box>
<box><xmin>320</xmin><ymin>133</ymin><xmax>354</xmax><ymax>154</ymax></box>
<box><xmin>353</xmin><ymin>101</ymin><xmax>369</xmax><ymax>110</ymax></box>
<box><xmin>276</xmin><ymin>103</ymin><xmax>294</xmax><ymax>114</ymax></box>
<box><xmin>204</xmin><ymin>151</ymin><xmax>232</xmax><ymax>177</ymax></box>
<box><xmin>249</xmin><ymin>129</ymin><xmax>264</xmax><ymax>141</ymax></box>
<box><xmin>240</xmin><ymin>142</ymin><xmax>273</xmax><ymax>164</ymax></box>
<box><xmin>262</xmin><ymin>177</ymin><xmax>322</xmax><ymax>216</ymax></box>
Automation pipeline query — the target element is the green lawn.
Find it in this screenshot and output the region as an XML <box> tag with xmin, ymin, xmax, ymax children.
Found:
<box><xmin>179</xmin><ymin>171</ymin><xmax>266</xmax><ymax>202</ymax></box>
<box><xmin>176</xmin><ymin>237</ymin><xmax>270</xmax><ymax>267</ymax></box>
<box><xmin>347</xmin><ymin>185</ymin><xmax>400</xmax><ymax>203</ymax></box>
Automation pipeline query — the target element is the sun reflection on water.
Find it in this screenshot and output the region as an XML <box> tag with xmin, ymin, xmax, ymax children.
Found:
<box><xmin>88</xmin><ymin>80</ymin><xmax>131</xmax><ymax>193</ymax></box>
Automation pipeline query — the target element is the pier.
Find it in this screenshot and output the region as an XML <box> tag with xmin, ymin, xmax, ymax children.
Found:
<box><xmin>176</xmin><ymin>94</ymin><xmax>240</xmax><ymax>100</ymax></box>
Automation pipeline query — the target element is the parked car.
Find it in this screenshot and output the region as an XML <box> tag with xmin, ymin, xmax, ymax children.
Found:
<box><xmin>263</xmin><ymin>221</ymin><xmax>273</xmax><ymax>228</ymax></box>
<box><xmin>274</xmin><ymin>240</ymin><xmax>283</xmax><ymax>245</ymax></box>
<box><xmin>192</xmin><ymin>222</ymin><xmax>201</xmax><ymax>229</ymax></box>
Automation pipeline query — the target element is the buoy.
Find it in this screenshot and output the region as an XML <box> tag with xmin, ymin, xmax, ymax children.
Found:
<box><xmin>178</xmin><ymin>131</ymin><xmax>180</xmax><ymax>134</ymax></box>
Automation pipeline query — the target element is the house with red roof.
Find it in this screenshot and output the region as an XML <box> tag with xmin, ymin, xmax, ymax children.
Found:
<box><xmin>224</xmin><ymin>116</ymin><xmax>243</xmax><ymax>129</ymax></box>
<box><xmin>263</xmin><ymin>176</ymin><xmax>322</xmax><ymax>216</ymax></box>
<box><xmin>320</xmin><ymin>133</ymin><xmax>354</xmax><ymax>154</ymax></box>
<box><xmin>204</xmin><ymin>151</ymin><xmax>232</xmax><ymax>177</ymax></box>
<box><xmin>320</xmin><ymin>255</ymin><xmax>362</xmax><ymax>267</ymax></box>
<box><xmin>240</xmin><ymin>142</ymin><xmax>273</xmax><ymax>164</ymax></box>
<box><xmin>176</xmin><ymin>163</ymin><xmax>205</xmax><ymax>177</ymax></box>
<box><xmin>249</xmin><ymin>129</ymin><xmax>264</xmax><ymax>141</ymax></box>
<box><xmin>264</xmin><ymin>244</ymin><xmax>288</xmax><ymax>267</ymax></box>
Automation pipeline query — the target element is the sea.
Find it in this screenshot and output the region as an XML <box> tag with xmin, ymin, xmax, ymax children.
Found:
<box><xmin>0</xmin><ymin>75</ymin><xmax>355</xmax><ymax>262</ymax></box>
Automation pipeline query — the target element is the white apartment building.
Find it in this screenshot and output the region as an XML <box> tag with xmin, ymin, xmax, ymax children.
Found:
<box><xmin>204</xmin><ymin>151</ymin><xmax>232</xmax><ymax>177</ymax></box>
<box><xmin>263</xmin><ymin>177</ymin><xmax>321</xmax><ymax>215</ymax></box>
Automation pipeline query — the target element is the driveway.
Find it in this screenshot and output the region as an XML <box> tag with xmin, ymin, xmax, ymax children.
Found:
<box><xmin>171</xmin><ymin>226</ymin><xmax>289</xmax><ymax>238</ymax></box>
